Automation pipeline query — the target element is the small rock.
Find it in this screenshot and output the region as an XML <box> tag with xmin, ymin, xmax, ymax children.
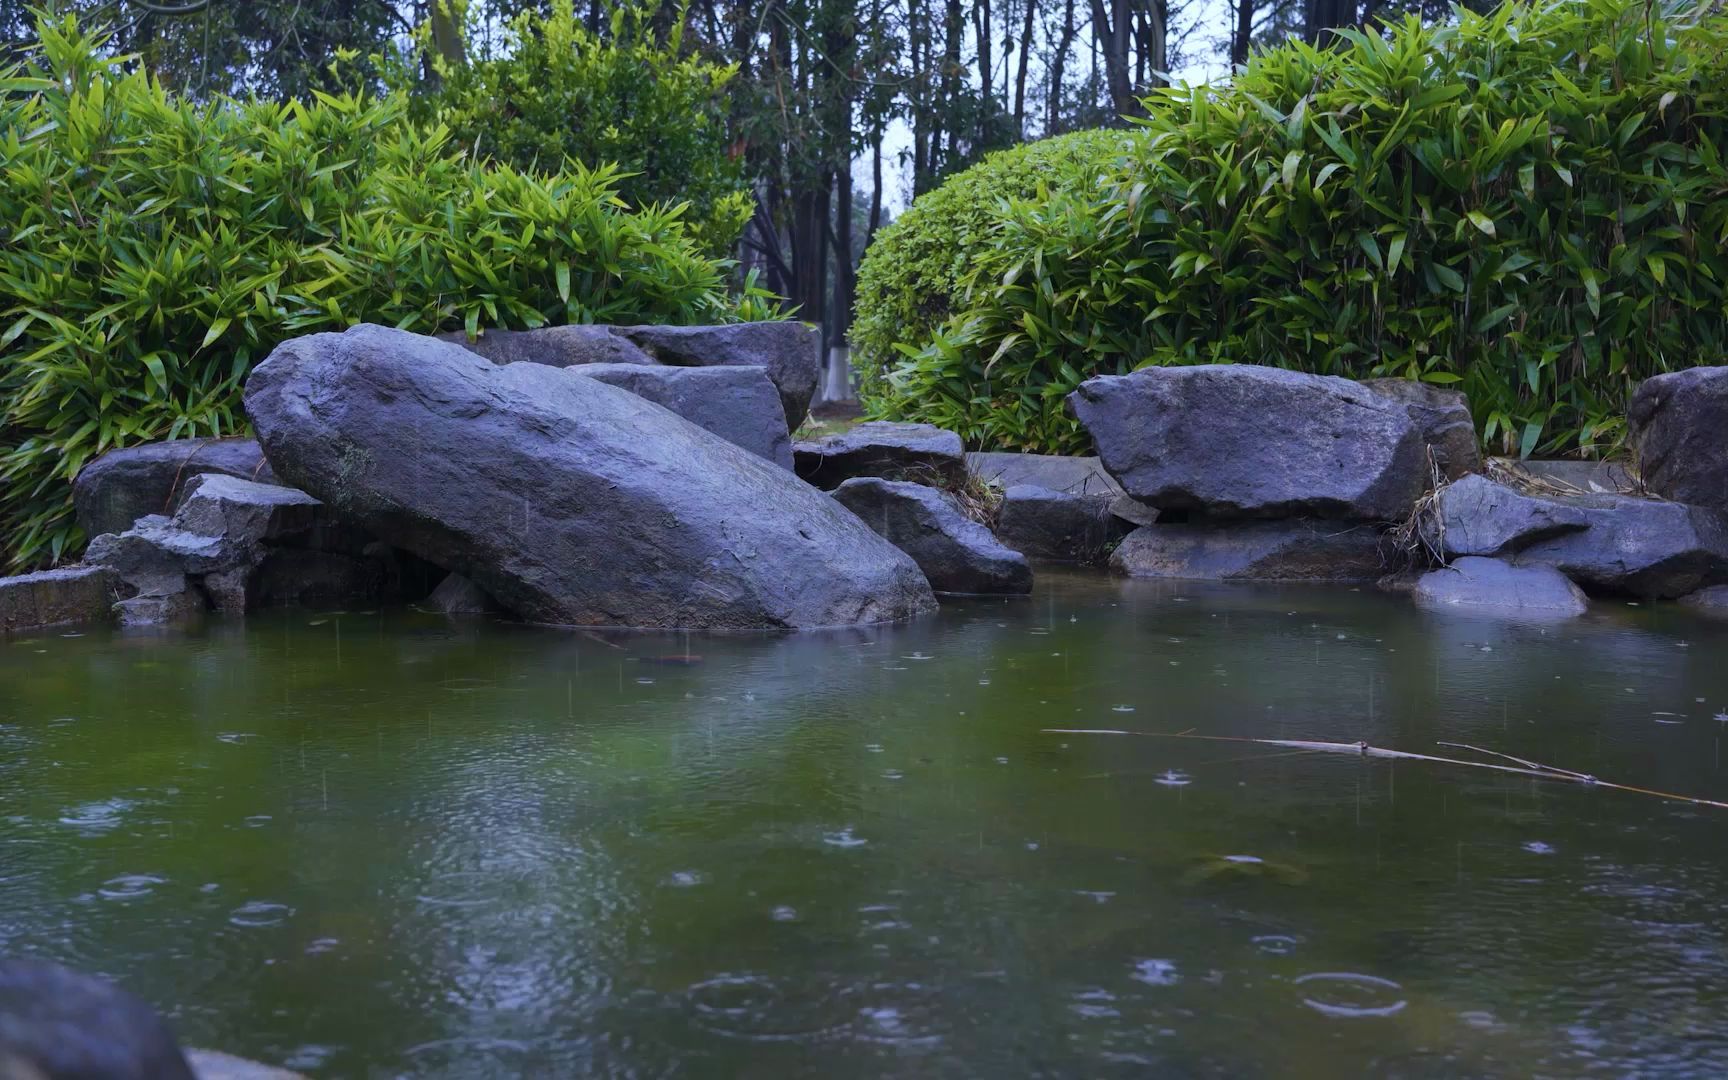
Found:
<box><xmin>1359</xmin><ymin>378</ymin><xmax>1481</xmax><ymax>480</ymax></box>
<box><xmin>1423</xmin><ymin>474</ymin><xmax>1589</xmax><ymax>558</ymax></box>
<box><xmin>439</xmin><ymin>324</ymin><xmax>655</xmax><ymax>367</ymax></box>
<box><xmin>795</xmin><ymin>421</ymin><xmax>967</xmax><ymax>490</ymax></box>
<box><xmin>614</xmin><ymin>322</ymin><xmax>821</xmax><ymax>430</ymax></box>
<box><xmin>1109</xmin><ymin>520</ymin><xmax>1393</xmax><ymax>581</ymax></box>
<box><xmin>0</xmin><ymin>566</ymin><xmax>119</xmax><ymax>634</ymax></box>
<box><xmin>994</xmin><ymin>485</ymin><xmax>1130</xmax><ymax>563</ymax></box>
<box><xmin>1069</xmin><ymin>365</ymin><xmax>1428</xmax><ymax>521</ymax></box>
<box><xmin>966</xmin><ymin>452</ymin><xmax>1122</xmax><ymax>496</ymax></box>
<box><xmin>574</xmin><ymin>363</ymin><xmax>792</xmax><ymax>468</ymax></box>
<box><xmin>1630</xmin><ymin>366</ymin><xmax>1728</xmax><ymax>510</ymax></box>
<box><xmin>834</xmin><ymin>477</ymin><xmax>1032</xmax><ymax>594</ymax></box>
<box><xmin>74</xmin><ymin>437</ymin><xmax>276</xmax><ymax>542</ymax></box>
<box><xmin>1412</xmin><ymin>557</ymin><xmax>1588</xmax><ymax>618</ymax></box>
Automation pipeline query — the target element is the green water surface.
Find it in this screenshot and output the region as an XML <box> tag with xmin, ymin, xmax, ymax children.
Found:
<box><xmin>3</xmin><ymin>571</ymin><xmax>1728</xmax><ymax>1077</ymax></box>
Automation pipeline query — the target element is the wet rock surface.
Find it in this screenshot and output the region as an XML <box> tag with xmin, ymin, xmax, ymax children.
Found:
<box><xmin>575</xmin><ymin>363</ymin><xmax>792</xmax><ymax>468</ymax></box>
<box><xmin>795</xmin><ymin>421</ymin><xmax>968</xmax><ymax>490</ymax></box>
<box><xmin>1631</xmin><ymin>366</ymin><xmax>1728</xmax><ymax>510</ymax></box>
<box><xmin>74</xmin><ymin>437</ymin><xmax>277</xmax><ymax>542</ymax></box>
<box><xmin>1513</xmin><ymin>494</ymin><xmax>1728</xmax><ymax>599</ymax></box>
<box><xmin>967</xmin><ymin>452</ymin><xmax>1122</xmax><ymax>496</ymax></box>
<box><xmin>994</xmin><ymin>484</ymin><xmax>1131</xmax><ymax>564</ymax></box>
<box><xmin>1413</xmin><ymin>557</ymin><xmax>1589</xmax><ymax>617</ymax></box>
<box><xmin>1423</xmin><ymin>474</ymin><xmax>1590</xmax><ymax>558</ymax></box>
<box><xmin>440</xmin><ymin>325</ymin><xmax>656</xmax><ymax>368</ymax></box>
<box><xmin>1070</xmin><ymin>365</ymin><xmax>1429</xmax><ymax>521</ymax></box>
<box><xmin>1359</xmin><ymin>378</ymin><xmax>1481</xmax><ymax>480</ymax></box>
<box><xmin>614</xmin><ymin>322</ymin><xmax>820</xmax><ymax>430</ymax></box>
<box><xmin>245</xmin><ymin>325</ymin><xmax>934</xmax><ymax>628</ymax></box>
<box><xmin>834</xmin><ymin>477</ymin><xmax>1032</xmax><ymax>595</ymax></box>
<box><xmin>1109</xmin><ymin>519</ymin><xmax>1394</xmax><ymax>581</ymax></box>
<box><xmin>0</xmin><ymin>565</ymin><xmax>119</xmax><ymax>634</ymax></box>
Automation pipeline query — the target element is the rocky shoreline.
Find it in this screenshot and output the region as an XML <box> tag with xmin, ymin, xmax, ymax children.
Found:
<box><xmin>5</xmin><ymin>323</ymin><xmax>1727</xmax><ymax>633</ymax></box>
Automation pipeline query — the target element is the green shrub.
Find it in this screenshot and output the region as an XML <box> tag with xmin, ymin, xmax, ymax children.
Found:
<box><xmin>424</xmin><ymin>0</ymin><xmax>753</xmax><ymax>257</ymax></box>
<box><xmin>0</xmin><ymin>14</ymin><xmax>755</xmax><ymax>569</ymax></box>
<box><xmin>874</xmin><ymin>0</ymin><xmax>1728</xmax><ymax>457</ymax></box>
<box><xmin>850</xmin><ymin>129</ymin><xmax>1140</xmax><ymax>408</ymax></box>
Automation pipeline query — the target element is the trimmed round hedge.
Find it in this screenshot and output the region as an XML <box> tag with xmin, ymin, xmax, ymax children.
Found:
<box><xmin>869</xmin><ymin>0</ymin><xmax>1728</xmax><ymax>458</ymax></box>
<box><xmin>850</xmin><ymin>129</ymin><xmax>1141</xmax><ymax>409</ymax></box>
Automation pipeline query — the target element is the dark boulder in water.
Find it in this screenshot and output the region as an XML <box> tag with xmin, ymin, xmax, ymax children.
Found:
<box><xmin>0</xmin><ymin>957</ymin><xmax>195</xmax><ymax>1080</ymax></box>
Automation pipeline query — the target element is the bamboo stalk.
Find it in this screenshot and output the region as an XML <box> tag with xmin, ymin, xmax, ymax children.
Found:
<box><xmin>1042</xmin><ymin>729</ymin><xmax>1728</xmax><ymax>811</ymax></box>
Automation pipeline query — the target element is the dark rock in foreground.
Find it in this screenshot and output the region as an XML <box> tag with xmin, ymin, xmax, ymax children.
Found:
<box><xmin>1514</xmin><ymin>494</ymin><xmax>1728</xmax><ymax>599</ymax></box>
<box><xmin>795</xmin><ymin>421</ymin><xmax>967</xmax><ymax>490</ymax></box>
<box><xmin>1109</xmin><ymin>520</ymin><xmax>1392</xmax><ymax>581</ymax></box>
<box><xmin>0</xmin><ymin>957</ymin><xmax>195</xmax><ymax>1080</ymax></box>
<box><xmin>1359</xmin><ymin>378</ymin><xmax>1481</xmax><ymax>480</ymax></box>
<box><xmin>245</xmin><ymin>325</ymin><xmax>934</xmax><ymax>628</ymax></box>
<box><xmin>576</xmin><ymin>363</ymin><xmax>792</xmax><ymax>469</ymax></box>
<box><xmin>1413</xmin><ymin>557</ymin><xmax>1588</xmax><ymax>618</ymax></box>
<box><xmin>440</xmin><ymin>325</ymin><xmax>655</xmax><ymax>367</ymax></box>
<box><xmin>74</xmin><ymin>437</ymin><xmax>277</xmax><ymax>542</ymax></box>
<box><xmin>834</xmin><ymin>477</ymin><xmax>1032</xmax><ymax>595</ymax></box>
<box><xmin>0</xmin><ymin>566</ymin><xmax>118</xmax><ymax>634</ymax></box>
<box><xmin>1423</xmin><ymin>474</ymin><xmax>1589</xmax><ymax>558</ymax></box>
<box><xmin>1070</xmin><ymin>365</ymin><xmax>1428</xmax><ymax>521</ymax></box>
<box><xmin>615</xmin><ymin>322</ymin><xmax>820</xmax><ymax>430</ymax></box>
<box><xmin>1631</xmin><ymin>366</ymin><xmax>1728</xmax><ymax>510</ymax></box>
<box><xmin>994</xmin><ymin>484</ymin><xmax>1131</xmax><ymax>564</ymax></box>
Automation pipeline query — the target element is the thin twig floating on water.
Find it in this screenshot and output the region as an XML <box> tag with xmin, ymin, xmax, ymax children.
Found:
<box><xmin>1043</xmin><ymin>729</ymin><xmax>1728</xmax><ymax>811</ymax></box>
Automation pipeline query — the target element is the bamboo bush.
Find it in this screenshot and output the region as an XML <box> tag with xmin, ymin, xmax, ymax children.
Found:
<box><xmin>871</xmin><ymin>0</ymin><xmax>1728</xmax><ymax>457</ymax></box>
<box><xmin>0</xmin><ymin>14</ymin><xmax>762</xmax><ymax>569</ymax></box>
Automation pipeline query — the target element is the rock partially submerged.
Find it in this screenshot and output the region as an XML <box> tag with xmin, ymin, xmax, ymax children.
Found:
<box><xmin>1413</xmin><ymin>557</ymin><xmax>1588</xmax><ymax>618</ymax></box>
<box><xmin>833</xmin><ymin>477</ymin><xmax>1032</xmax><ymax>595</ymax></box>
<box><xmin>1630</xmin><ymin>366</ymin><xmax>1728</xmax><ymax>510</ymax></box>
<box><xmin>1109</xmin><ymin>520</ymin><xmax>1392</xmax><ymax>581</ymax></box>
<box><xmin>575</xmin><ymin>363</ymin><xmax>792</xmax><ymax>468</ymax></box>
<box><xmin>794</xmin><ymin>421</ymin><xmax>967</xmax><ymax>490</ymax></box>
<box><xmin>993</xmin><ymin>484</ymin><xmax>1130</xmax><ymax>564</ymax></box>
<box><xmin>1423</xmin><ymin>474</ymin><xmax>1589</xmax><ymax>558</ymax></box>
<box><xmin>74</xmin><ymin>437</ymin><xmax>277</xmax><ymax>541</ymax></box>
<box><xmin>615</xmin><ymin>322</ymin><xmax>820</xmax><ymax>430</ymax></box>
<box><xmin>244</xmin><ymin>325</ymin><xmax>934</xmax><ymax>628</ymax></box>
<box><xmin>1069</xmin><ymin>365</ymin><xmax>1428</xmax><ymax>521</ymax></box>
<box><xmin>0</xmin><ymin>566</ymin><xmax>118</xmax><ymax>634</ymax></box>
<box><xmin>1514</xmin><ymin>494</ymin><xmax>1728</xmax><ymax>599</ymax></box>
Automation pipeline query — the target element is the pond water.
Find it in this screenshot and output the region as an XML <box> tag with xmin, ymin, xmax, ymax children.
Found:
<box><xmin>4</xmin><ymin>571</ymin><xmax>1728</xmax><ymax>1077</ymax></box>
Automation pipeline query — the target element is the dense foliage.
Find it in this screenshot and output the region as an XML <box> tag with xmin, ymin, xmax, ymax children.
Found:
<box><xmin>851</xmin><ymin>129</ymin><xmax>1138</xmax><ymax>407</ymax></box>
<box><xmin>873</xmin><ymin>0</ymin><xmax>1728</xmax><ymax>457</ymax></box>
<box><xmin>0</xmin><ymin>15</ymin><xmax>752</xmax><ymax>568</ymax></box>
<box><xmin>423</xmin><ymin>1</ymin><xmax>753</xmax><ymax>256</ymax></box>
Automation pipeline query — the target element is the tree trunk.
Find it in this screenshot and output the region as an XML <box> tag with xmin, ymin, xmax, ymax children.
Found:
<box><xmin>1013</xmin><ymin>0</ymin><xmax>1038</xmax><ymax>136</ymax></box>
<box><xmin>1231</xmin><ymin>0</ymin><xmax>1255</xmax><ymax>66</ymax></box>
<box><xmin>429</xmin><ymin>0</ymin><xmax>466</xmax><ymax>68</ymax></box>
<box><xmin>1048</xmin><ymin>0</ymin><xmax>1075</xmax><ymax>133</ymax></box>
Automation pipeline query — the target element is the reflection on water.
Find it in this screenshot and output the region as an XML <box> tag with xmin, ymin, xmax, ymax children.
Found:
<box><xmin>3</xmin><ymin>570</ymin><xmax>1728</xmax><ymax>1076</ymax></box>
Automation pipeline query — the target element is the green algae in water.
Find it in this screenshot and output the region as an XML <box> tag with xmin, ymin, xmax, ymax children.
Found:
<box><xmin>3</xmin><ymin>571</ymin><xmax>1728</xmax><ymax>1076</ymax></box>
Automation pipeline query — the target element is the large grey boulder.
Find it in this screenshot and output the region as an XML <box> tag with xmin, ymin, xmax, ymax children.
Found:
<box><xmin>833</xmin><ymin>477</ymin><xmax>1031</xmax><ymax>595</ymax></box>
<box><xmin>74</xmin><ymin>437</ymin><xmax>277</xmax><ymax>542</ymax></box>
<box><xmin>1413</xmin><ymin>557</ymin><xmax>1588</xmax><ymax>618</ymax></box>
<box><xmin>1515</xmin><ymin>494</ymin><xmax>1728</xmax><ymax>598</ymax></box>
<box><xmin>1630</xmin><ymin>366</ymin><xmax>1728</xmax><ymax>510</ymax></box>
<box><xmin>795</xmin><ymin>421</ymin><xmax>968</xmax><ymax>490</ymax></box>
<box><xmin>0</xmin><ymin>566</ymin><xmax>118</xmax><ymax>633</ymax></box>
<box><xmin>439</xmin><ymin>325</ymin><xmax>656</xmax><ymax>368</ymax></box>
<box><xmin>1068</xmin><ymin>366</ymin><xmax>1428</xmax><ymax>521</ymax></box>
<box><xmin>1423</xmin><ymin>474</ymin><xmax>1589</xmax><ymax>558</ymax></box>
<box><xmin>614</xmin><ymin>322</ymin><xmax>820</xmax><ymax>430</ymax></box>
<box><xmin>1359</xmin><ymin>378</ymin><xmax>1481</xmax><ymax>480</ymax></box>
<box><xmin>574</xmin><ymin>363</ymin><xmax>792</xmax><ymax>469</ymax></box>
<box><xmin>243</xmin><ymin>325</ymin><xmax>934</xmax><ymax>628</ymax></box>
<box><xmin>1109</xmin><ymin>520</ymin><xmax>1392</xmax><ymax>581</ymax></box>
<box><xmin>994</xmin><ymin>484</ymin><xmax>1131</xmax><ymax>564</ymax></box>
<box><xmin>967</xmin><ymin>452</ymin><xmax>1123</xmax><ymax>496</ymax></box>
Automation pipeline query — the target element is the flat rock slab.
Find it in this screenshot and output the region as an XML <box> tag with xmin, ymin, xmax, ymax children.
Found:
<box><xmin>1631</xmin><ymin>366</ymin><xmax>1728</xmax><ymax>510</ymax></box>
<box><xmin>1070</xmin><ymin>365</ymin><xmax>1427</xmax><ymax>521</ymax></box>
<box><xmin>1109</xmin><ymin>520</ymin><xmax>1393</xmax><ymax>581</ymax></box>
<box><xmin>615</xmin><ymin>322</ymin><xmax>820</xmax><ymax>430</ymax></box>
<box><xmin>1359</xmin><ymin>378</ymin><xmax>1481</xmax><ymax>480</ymax></box>
<box><xmin>74</xmin><ymin>437</ymin><xmax>277</xmax><ymax>542</ymax></box>
<box><xmin>834</xmin><ymin>477</ymin><xmax>1032</xmax><ymax>595</ymax></box>
<box><xmin>795</xmin><ymin>421</ymin><xmax>967</xmax><ymax>490</ymax></box>
<box><xmin>967</xmin><ymin>452</ymin><xmax>1123</xmax><ymax>496</ymax></box>
<box><xmin>1424</xmin><ymin>474</ymin><xmax>1589</xmax><ymax>558</ymax></box>
<box><xmin>994</xmin><ymin>484</ymin><xmax>1130</xmax><ymax>564</ymax></box>
<box><xmin>1413</xmin><ymin>557</ymin><xmax>1588</xmax><ymax>618</ymax></box>
<box><xmin>1513</xmin><ymin>494</ymin><xmax>1728</xmax><ymax>598</ymax></box>
<box><xmin>245</xmin><ymin>325</ymin><xmax>935</xmax><ymax>628</ymax></box>
<box><xmin>439</xmin><ymin>325</ymin><xmax>656</xmax><ymax>367</ymax></box>
<box><xmin>575</xmin><ymin>363</ymin><xmax>792</xmax><ymax>469</ymax></box>
<box><xmin>0</xmin><ymin>566</ymin><xmax>117</xmax><ymax>633</ymax></box>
